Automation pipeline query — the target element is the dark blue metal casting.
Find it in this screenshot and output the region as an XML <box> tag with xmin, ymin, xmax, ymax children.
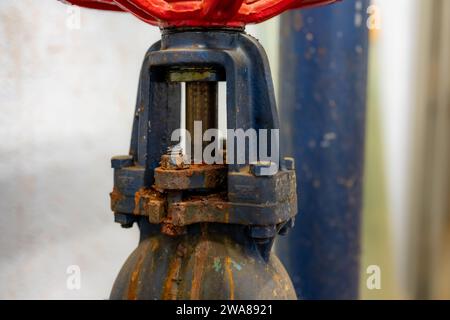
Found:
<box><xmin>276</xmin><ymin>1</ymin><xmax>370</xmax><ymax>300</ymax></box>
<box><xmin>112</xmin><ymin>30</ymin><xmax>296</xmax><ymax>228</ymax></box>
<box><xmin>109</xmin><ymin>30</ymin><xmax>298</xmax><ymax>300</ymax></box>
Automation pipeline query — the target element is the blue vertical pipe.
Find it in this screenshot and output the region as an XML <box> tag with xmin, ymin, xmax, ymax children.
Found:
<box><xmin>276</xmin><ymin>0</ymin><xmax>370</xmax><ymax>299</ymax></box>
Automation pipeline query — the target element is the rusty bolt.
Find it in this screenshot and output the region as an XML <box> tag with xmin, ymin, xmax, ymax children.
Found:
<box><xmin>283</xmin><ymin>157</ymin><xmax>295</xmax><ymax>171</ymax></box>
<box><xmin>250</xmin><ymin>161</ymin><xmax>276</xmax><ymax>177</ymax></box>
<box><xmin>160</xmin><ymin>145</ymin><xmax>189</xmax><ymax>170</ymax></box>
<box><xmin>249</xmin><ymin>225</ymin><xmax>277</xmax><ymax>239</ymax></box>
<box><xmin>111</xmin><ymin>155</ymin><xmax>134</xmax><ymax>169</ymax></box>
<box><xmin>167</xmin><ymin>144</ymin><xmax>183</xmax><ymax>155</ymax></box>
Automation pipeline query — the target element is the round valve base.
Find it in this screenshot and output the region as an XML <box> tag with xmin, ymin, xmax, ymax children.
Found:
<box><xmin>62</xmin><ymin>0</ymin><xmax>338</xmax><ymax>27</ymax></box>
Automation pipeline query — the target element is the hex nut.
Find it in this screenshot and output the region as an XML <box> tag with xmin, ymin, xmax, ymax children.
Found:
<box><xmin>283</xmin><ymin>157</ymin><xmax>295</xmax><ymax>171</ymax></box>
<box><xmin>249</xmin><ymin>225</ymin><xmax>277</xmax><ymax>239</ymax></box>
<box><xmin>250</xmin><ymin>161</ymin><xmax>276</xmax><ymax>177</ymax></box>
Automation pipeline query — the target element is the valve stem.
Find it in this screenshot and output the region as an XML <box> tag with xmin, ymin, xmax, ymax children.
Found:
<box><xmin>185</xmin><ymin>81</ymin><xmax>218</xmax><ymax>163</ymax></box>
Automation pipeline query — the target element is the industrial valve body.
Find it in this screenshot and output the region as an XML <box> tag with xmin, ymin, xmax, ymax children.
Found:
<box><xmin>109</xmin><ymin>30</ymin><xmax>297</xmax><ymax>299</ymax></box>
<box><xmin>61</xmin><ymin>0</ymin><xmax>338</xmax><ymax>300</ymax></box>
<box><xmin>111</xmin><ymin>223</ymin><xmax>296</xmax><ymax>299</ymax></box>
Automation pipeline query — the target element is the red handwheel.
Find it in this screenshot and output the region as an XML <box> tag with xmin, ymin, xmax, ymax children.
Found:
<box><xmin>61</xmin><ymin>0</ymin><xmax>338</xmax><ymax>27</ymax></box>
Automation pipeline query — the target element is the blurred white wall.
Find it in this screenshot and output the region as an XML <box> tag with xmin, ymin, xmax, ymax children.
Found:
<box><xmin>0</xmin><ymin>0</ymin><xmax>274</xmax><ymax>299</ymax></box>
<box><xmin>0</xmin><ymin>0</ymin><xmax>160</xmax><ymax>299</ymax></box>
<box><xmin>373</xmin><ymin>0</ymin><xmax>419</xmax><ymax>295</ymax></box>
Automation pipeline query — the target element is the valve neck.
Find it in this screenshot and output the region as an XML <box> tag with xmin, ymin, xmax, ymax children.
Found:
<box><xmin>161</xmin><ymin>26</ymin><xmax>245</xmax><ymax>35</ymax></box>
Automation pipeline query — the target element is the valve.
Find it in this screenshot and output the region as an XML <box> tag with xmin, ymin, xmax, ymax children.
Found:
<box><xmin>61</xmin><ymin>0</ymin><xmax>338</xmax><ymax>300</ymax></box>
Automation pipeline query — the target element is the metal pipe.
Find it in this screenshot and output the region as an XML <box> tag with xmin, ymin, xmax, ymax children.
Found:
<box><xmin>276</xmin><ymin>1</ymin><xmax>370</xmax><ymax>299</ymax></box>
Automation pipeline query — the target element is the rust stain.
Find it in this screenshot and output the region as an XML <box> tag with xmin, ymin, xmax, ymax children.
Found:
<box><xmin>110</xmin><ymin>187</ymin><xmax>125</xmax><ymax>209</ymax></box>
<box><xmin>224</xmin><ymin>210</ymin><xmax>230</xmax><ymax>224</ymax></box>
<box><xmin>162</xmin><ymin>244</ymin><xmax>184</xmax><ymax>300</ymax></box>
<box><xmin>134</xmin><ymin>188</ymin><xmax>143</xmax><ymax>215</ymax></box>
<box><xmin>169</xmin><ymin>193</ymin><xmax>231</xmax><ymax>226</ymax></box>
<box><xmin>133</xmin><ymin>187</ymin><xmax>165</xmax><ymax>218</ymax></box>
<box><xmin>272</xmin><ymin>272</ymin><xmax>284</xmax><ymax>297</ymax></box>
<box><xmin>127</xmin><ymin>242</ymin><xmax>149</xmax><ymax>300</ymax></box>
<box><xmin>150</xmin><ymin>238</ymin><xmax>160</xmax><ymax>252</ymax></box>
<box><xmin>161</xmin><ymin>215</ymin><xmax>186</xmax><ymax>236</ymax></box>
<box><xmin>155</xmin><ymin>164</ymin><xmax>226</xmax><ymax>190</ymax></box>
<box><xmin>190</xmin><ymin>226</ymin><xmax>210</xmax><ymax>299</ymax></box>
<box><xmin>225</xmin><ymin>256</ymin><xmax>235</xmax><ymax>300</ymax></box>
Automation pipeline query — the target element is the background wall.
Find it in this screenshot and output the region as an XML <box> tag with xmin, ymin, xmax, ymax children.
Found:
<box><xmin>0</xmin><ymin>0</ymin><xmax>157</xmax><ymax>299</ymax></box>
<box><xmin>0</xmin><ymin>0</ymin><xmax>272</xmax><ymax>299</ymax></box>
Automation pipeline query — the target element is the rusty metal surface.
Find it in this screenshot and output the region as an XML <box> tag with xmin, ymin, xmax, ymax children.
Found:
<box><xmin>111</xmin><ymin>164</ymin><xmax>296</xmax><ymax>227</ymax></box>
<box><xmin>154</xmin><ymin>164</ymin><xmax>226</xmax><ymax>190</ymax></box>
<box><xmin>169</xmin><ymin>195</ymin><xmax>297</xmax><ymax>227</ymax></box>
<box><xmin>110</xmin><ymin>222</ymin><xmax>297</xmax><ymax>300</ymax></box>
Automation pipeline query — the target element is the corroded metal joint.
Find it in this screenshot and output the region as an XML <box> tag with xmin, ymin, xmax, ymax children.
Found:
<box><xmin>108</xmin><ymin>31</ymin><xmax>298</xmax><ymax>300</ymax></box>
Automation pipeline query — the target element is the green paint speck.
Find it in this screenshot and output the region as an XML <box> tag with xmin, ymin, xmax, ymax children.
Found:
<box><xmin>213</xmin><ymin>257</ymin><xmax>222</xmax><ymax>272</ymax></box>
